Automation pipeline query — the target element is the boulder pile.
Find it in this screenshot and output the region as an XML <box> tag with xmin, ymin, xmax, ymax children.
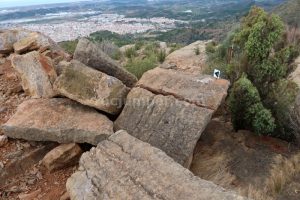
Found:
<box><xmin>1</xmin><ymin>30</ymin><xmax>244</xmax><ymax>199</ymax></box>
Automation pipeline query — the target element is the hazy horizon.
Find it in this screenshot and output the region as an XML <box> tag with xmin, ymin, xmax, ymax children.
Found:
<box><xmin>0</xmin><ymin>0</ymin><xmax>90</xmax><ymax>9</ymax></box>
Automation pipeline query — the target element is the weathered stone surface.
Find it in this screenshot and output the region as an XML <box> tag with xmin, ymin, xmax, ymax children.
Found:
<box><xmin>66</xmin><ymin>130</ymin><xmax>246</xmax><ymax>200</ymax></box>
<box><xmin>11</xmin><ymin>51</ymin><xmax>58</xmax><ymax>98</ymax></box>
<box><xmin>74</xmin><ymin>38</ymin><xmax>137</xmax><ymax>87</ymax></box>
<box><xmin>137</xmin><ymin>67</ymin><xmax>230</xmax><ymax>111</ymax></box>
<box><xmin>1</xmin><ymin>98</ymin><xmax>114</xmax><ymax>145</ymax></box>
<box><xmin>163</xmin><ymin>40</ymin><xmax>209</xmax><ymax>75</ymax></box>
<box><xmin>42</xmin><ymin>143</ymin><xmax>82</xmax><ymax>172</ymax></box>
<box><xmin>0</xmin><ymin>29</ymin><xmax>31</xmax><ymax>54</ymax></box>
<box><xmin>55</xmin><ymin>60</ymin><xmax>129</xmax><ymax>115</ymax></box>
<box><xmin>115</xmin><ymin>88</ymin><xmax>213</xmax><ymax>167</ymax></box>
<box><xmin>13</xmin><ymin>32</ymin><xmax>46</xmax><ymax>54</ymax></box>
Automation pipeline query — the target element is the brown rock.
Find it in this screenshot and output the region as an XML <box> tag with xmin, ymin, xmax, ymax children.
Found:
<box><xmin>11</xmin><ymin>51</ymin><xmax>58</xmax><ymax>98</ymax></box>
<box><xmin>42</xmin><ymin>143</ymin><xmax>82</xmax><ymax>172</ymax></box>
<box><xmin>13</xmin><ymin>32</ymin><xmax>41</xmax><ymax>54</ymax></box>
<box><xmin>0</xmin><ymin>135</ymin><xmax>8</xmax><ymax>147</ymax></box>
<box><xmin>18</xmin><ymin>189</ymin><xmax>41</xmax><ymax>200</ymax></box>
<box><xmin>0</xmin><ymin>29</ymin><xmax>32</xmax><ymax>54</ymax></box>
<box><xmin>137</xmin><ymin>67</ymin><xmax>230</xmax><ymax>111</ymax></box>
<box><xmin>66</xmin><ymin>130</ymin><xmax>246</xmax><ymax>200</ymax></box>
<box><xmin>54</xmin><ymin>60</ymin><xmax>129</xmax><ymax>115</ymax></box>
<box><xmin>1</xmin><ymin>98</ymin><xmax>114</xmax><ymax>145</ymax></box>
<box><xmin>60</xmin><ymin>192</ymin><xmax>70</xmax><ymax>200</ymax></box>
<box><xmin>115</xmin><ymin>87</ymin><xmax>213</xmax><ymax>167</ymax></box>
<box><xmin>74</xmin><ymin>38</ymin><xmax>137</xmax><ymax>87</ymax></box>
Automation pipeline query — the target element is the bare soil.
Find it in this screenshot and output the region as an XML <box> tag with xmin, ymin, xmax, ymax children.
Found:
<box><xmin>0</xmin><ymin>59</ymin><xmax>73</xmax><ymax>200</ymax></box>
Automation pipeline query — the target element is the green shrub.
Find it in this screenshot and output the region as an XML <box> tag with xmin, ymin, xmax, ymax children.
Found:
<box><xmin>205</xmin><ymin>42</ymin><xmax>216</xmax><ymax>54</ymax></box>
<box><xmin>125</xmin><ymin>47</ymin><xmax>137</xmax><ymax>58</ymax></box>
<box><xmin>247</xmin><ymin>103</ymin><xmax>276</xmax><ymax>135</ymax></box>
<box><xmin>158</xmin><ymin>50</ymin><xmax>166</xmax><ymax>63</ymax></box>
<box><xmin>194</xmin><ymin>46</ymin><xmax>200</xmax><ymax>55</ymax></box>
<box><xmin>59</xmin><ymin>40</ymin><xmax>78</xmax><ymax>54</ymax></box>
<box><xmin>124</xmin><ymin>55</ymin><xmax>158</xmax><ymax>79</ymax></box>
<box><xmin>229</xmin><ymin>75</ymin><xmax>276</xmax><ymax>135</ymax></box>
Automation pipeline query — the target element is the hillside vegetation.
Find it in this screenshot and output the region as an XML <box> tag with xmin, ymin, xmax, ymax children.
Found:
<box><xmin>274</xmin><ymin>0</ymin><xmax>300</xmax><ymax>26</ymax></box>
<box><xmin>206</xmin><ymin>6</ymin><xmax>300</xmax><ymax>141</ymax></box>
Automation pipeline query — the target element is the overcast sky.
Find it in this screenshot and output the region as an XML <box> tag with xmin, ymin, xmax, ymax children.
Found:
<box><xmin>0</xmin><ymin>0</ymin><xmax>90</xmax><ymax>8</ymax></box>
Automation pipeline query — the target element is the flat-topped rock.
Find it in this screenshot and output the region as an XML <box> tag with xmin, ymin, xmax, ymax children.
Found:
<box><xmin>66</xmin><ymin>130</ymin><xmax>246</xmax><ymax>200</ymax></box>
<box><xmin>74</xmin><ymin>38</ymin><xmax>137</xmax><ymax>87</ymax></box>
<box><xmin>114</xmin><ymin>88</ymin><xmax>213</xmax><ymax>167</ymax></box>
<box><xmin>1</xmin><ymin>98</ymin><xmax>114</xmax><ymax>145</ymax></box>
<box><xmin>163</xmin><ymin>40</ymin><xmax>209</xmax><ymax>74</ymax></box>
<box><xmin>11</xmin><ymin>51</ymin><xmax>58</xmax><ymax>98</ymax></box>
<box><xmin>137</xmin><ymin>67</ymin><xmax>230</xmax><ymax>111</ymax></box>
<box><xmin>54</xmin><ymin>60</ymin><xmax>129</xmax><ymax>115</ymax></box>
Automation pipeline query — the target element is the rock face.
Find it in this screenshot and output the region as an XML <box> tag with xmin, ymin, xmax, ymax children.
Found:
<box><xmin>114</xmin><ymin>87</ymin><xmax>214</xmax><ymax>167</ymax></box>
<box><xmin>11</xmin><ymin>51</ymin><xmax>58</xmax><ymax>98</ymax></box>
<box><xmin>42</xmin><ymin>143</ymin><xmax>82</xmax><ymax>172</ymax></box>
<box><xmin>66</xmin><ymin>130</ymin><xmax>246</xmax><ymax>200</ymax></box>
<box><xmin>54</xmin><ymin>60</ymin><xmax>129</xmax><ymax>115</ymax></box>
<box><xmin>1</xmin><ymin>98</ymin><xmax>114</xmax><ymax>145</ymax></box>
<box><xmin>13</xmin><ymin>32</ymin><xmax>50</xmax><ymax>54</ymax></box>
<box><xmin>137</xmin><ymin>67</ymin><xmax>230</xmax><ymax>110</ymax></box>
<box><xmin>74</xmin><ymin>38</ymin><xmax>137</xmax><ymax>87</ymax></box>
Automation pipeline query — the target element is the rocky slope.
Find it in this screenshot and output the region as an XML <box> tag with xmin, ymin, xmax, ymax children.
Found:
<box><xmin>0</xmin><ymin>30</ymin><xmax>241</xmax><ymax>200</ymax></box>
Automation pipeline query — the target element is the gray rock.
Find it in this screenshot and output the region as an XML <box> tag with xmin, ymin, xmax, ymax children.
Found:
<box><xmin>66</xmin><ymin>130</ymin><xmax>246</xmax><ymax>200</ymax></box>
<box><xmin>137</xmin><ymin>67</ymin><xmax>230</xmax><ymax>111</ymax></box>
<box><xmin>54</xmin><ymin>60</ymin><xmax>129</xmax><ymax>115</ymax></box>
<box><xmin>1</xmin><ymin>98</ymin><xmax>114</xmax><ymax>145</ymax></box>
<box><xmin>74</xmin><ymin>38</ymin><xmax>137</xmax><ymax>87</ymax></box>
<box><xmin>114</xmin><ymin>88</ymin><xmax>213</xmax><ymax>167</ymax></box>
<box><xmin>11</xmin><ymin>51</ymin><xmax>58</xmax><ymax>98</ymax></box>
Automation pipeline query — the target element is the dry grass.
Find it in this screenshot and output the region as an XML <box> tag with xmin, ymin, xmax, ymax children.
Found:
<box><xmin>241</xmin><ymin>152</ymin><xmax>300</xmax><ymax>200</ymax></box>
<box><xmin>191</xmin><ymin>152</ymin><xmax>236</xmax><ymax>188</ymax></box>
<box><xmin>265</xmin><ymin>152</ymin><xmax>300</xmax><ymax>196</ymax></box>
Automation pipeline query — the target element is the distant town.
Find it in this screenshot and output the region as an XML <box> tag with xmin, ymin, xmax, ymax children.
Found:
<box><xmin>2</xmin><ymin>13</ymin><xmax>186</xmax><ymax>42</ymax></box>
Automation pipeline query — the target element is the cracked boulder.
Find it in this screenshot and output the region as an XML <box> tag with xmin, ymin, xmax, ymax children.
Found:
<box><xmin>54</xmin><ymin>60</ymin><xmax>129</xmax><ymax>115</ymax></box>
<box><xmin>115</xmin><ymin>68</ymin><xmax>230</xmax><ymax>167</ymax></box>
<box><xmin>137</xmin><ymin>67</ymin><xmax>230</xmax><ymax>110</ymax></box>
<box><xmin>66</xmin><ymin>130</ymin><xmax>246</xmax><ymax>200</ymax></box>
<box><xmin>1</xmin><ymin>98</ymin><xmax>114</xmax><ymax>145</ymax></box>
<box><xmin>114</xmin><ymin>87</ymin><xmax>214</xmax><ymax>167</ymax></box>
<box><xmin>74</xmin><ymin>38</ymin><xmax>137</xmax><ymax>87</ymax></box>
<box><xmin>11</xmin><ymin>51</ymin><xmax>58</xmax><ymax>98</ymax></box>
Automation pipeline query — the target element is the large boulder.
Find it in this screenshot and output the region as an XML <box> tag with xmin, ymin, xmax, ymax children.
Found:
<box><xmin>54</xmin><ymin>60</ymin><xmax>129</xmax><ymax>115</ymax></box>
<box><xmin>74</xmin><ymin>38</ymin><xmax>137</xmax><ymax>87</ymax></box>
<box><xmin>163</xmin><ymin>40</ymin><xmax>210</xmax><ymax>75</ymax></box>
<box><xmin>11</xmin><ymin>51</ymin><xmax>58</xmax><ymax>98</ymax></box>
<box><xmin>1</xmin><ymin>98</ymin><xmax>114</xmax><ymax>145</ymax></box>
<box><xmin>13</xmin><ymin>32</ymin><xmax>51</xmax><ymax>54</ymax></box>
<box><xmin>0</xmin><ymin>29</ymin><xmax>32</xmax><ymax>54</ymax></box>
<box><xmin>114</xmin><ymin>87</ymin><xmax>214</xmax><ymax>167</ymax></box>
<box><xmin>137</xmin><ymin>67</ymin><xmax>230</xmax><ymax>110</ymax></box>
<box><xmin>66</xmin><ymin>130</ymin><xmax>246</xmax><ymax>200</ymax></box>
